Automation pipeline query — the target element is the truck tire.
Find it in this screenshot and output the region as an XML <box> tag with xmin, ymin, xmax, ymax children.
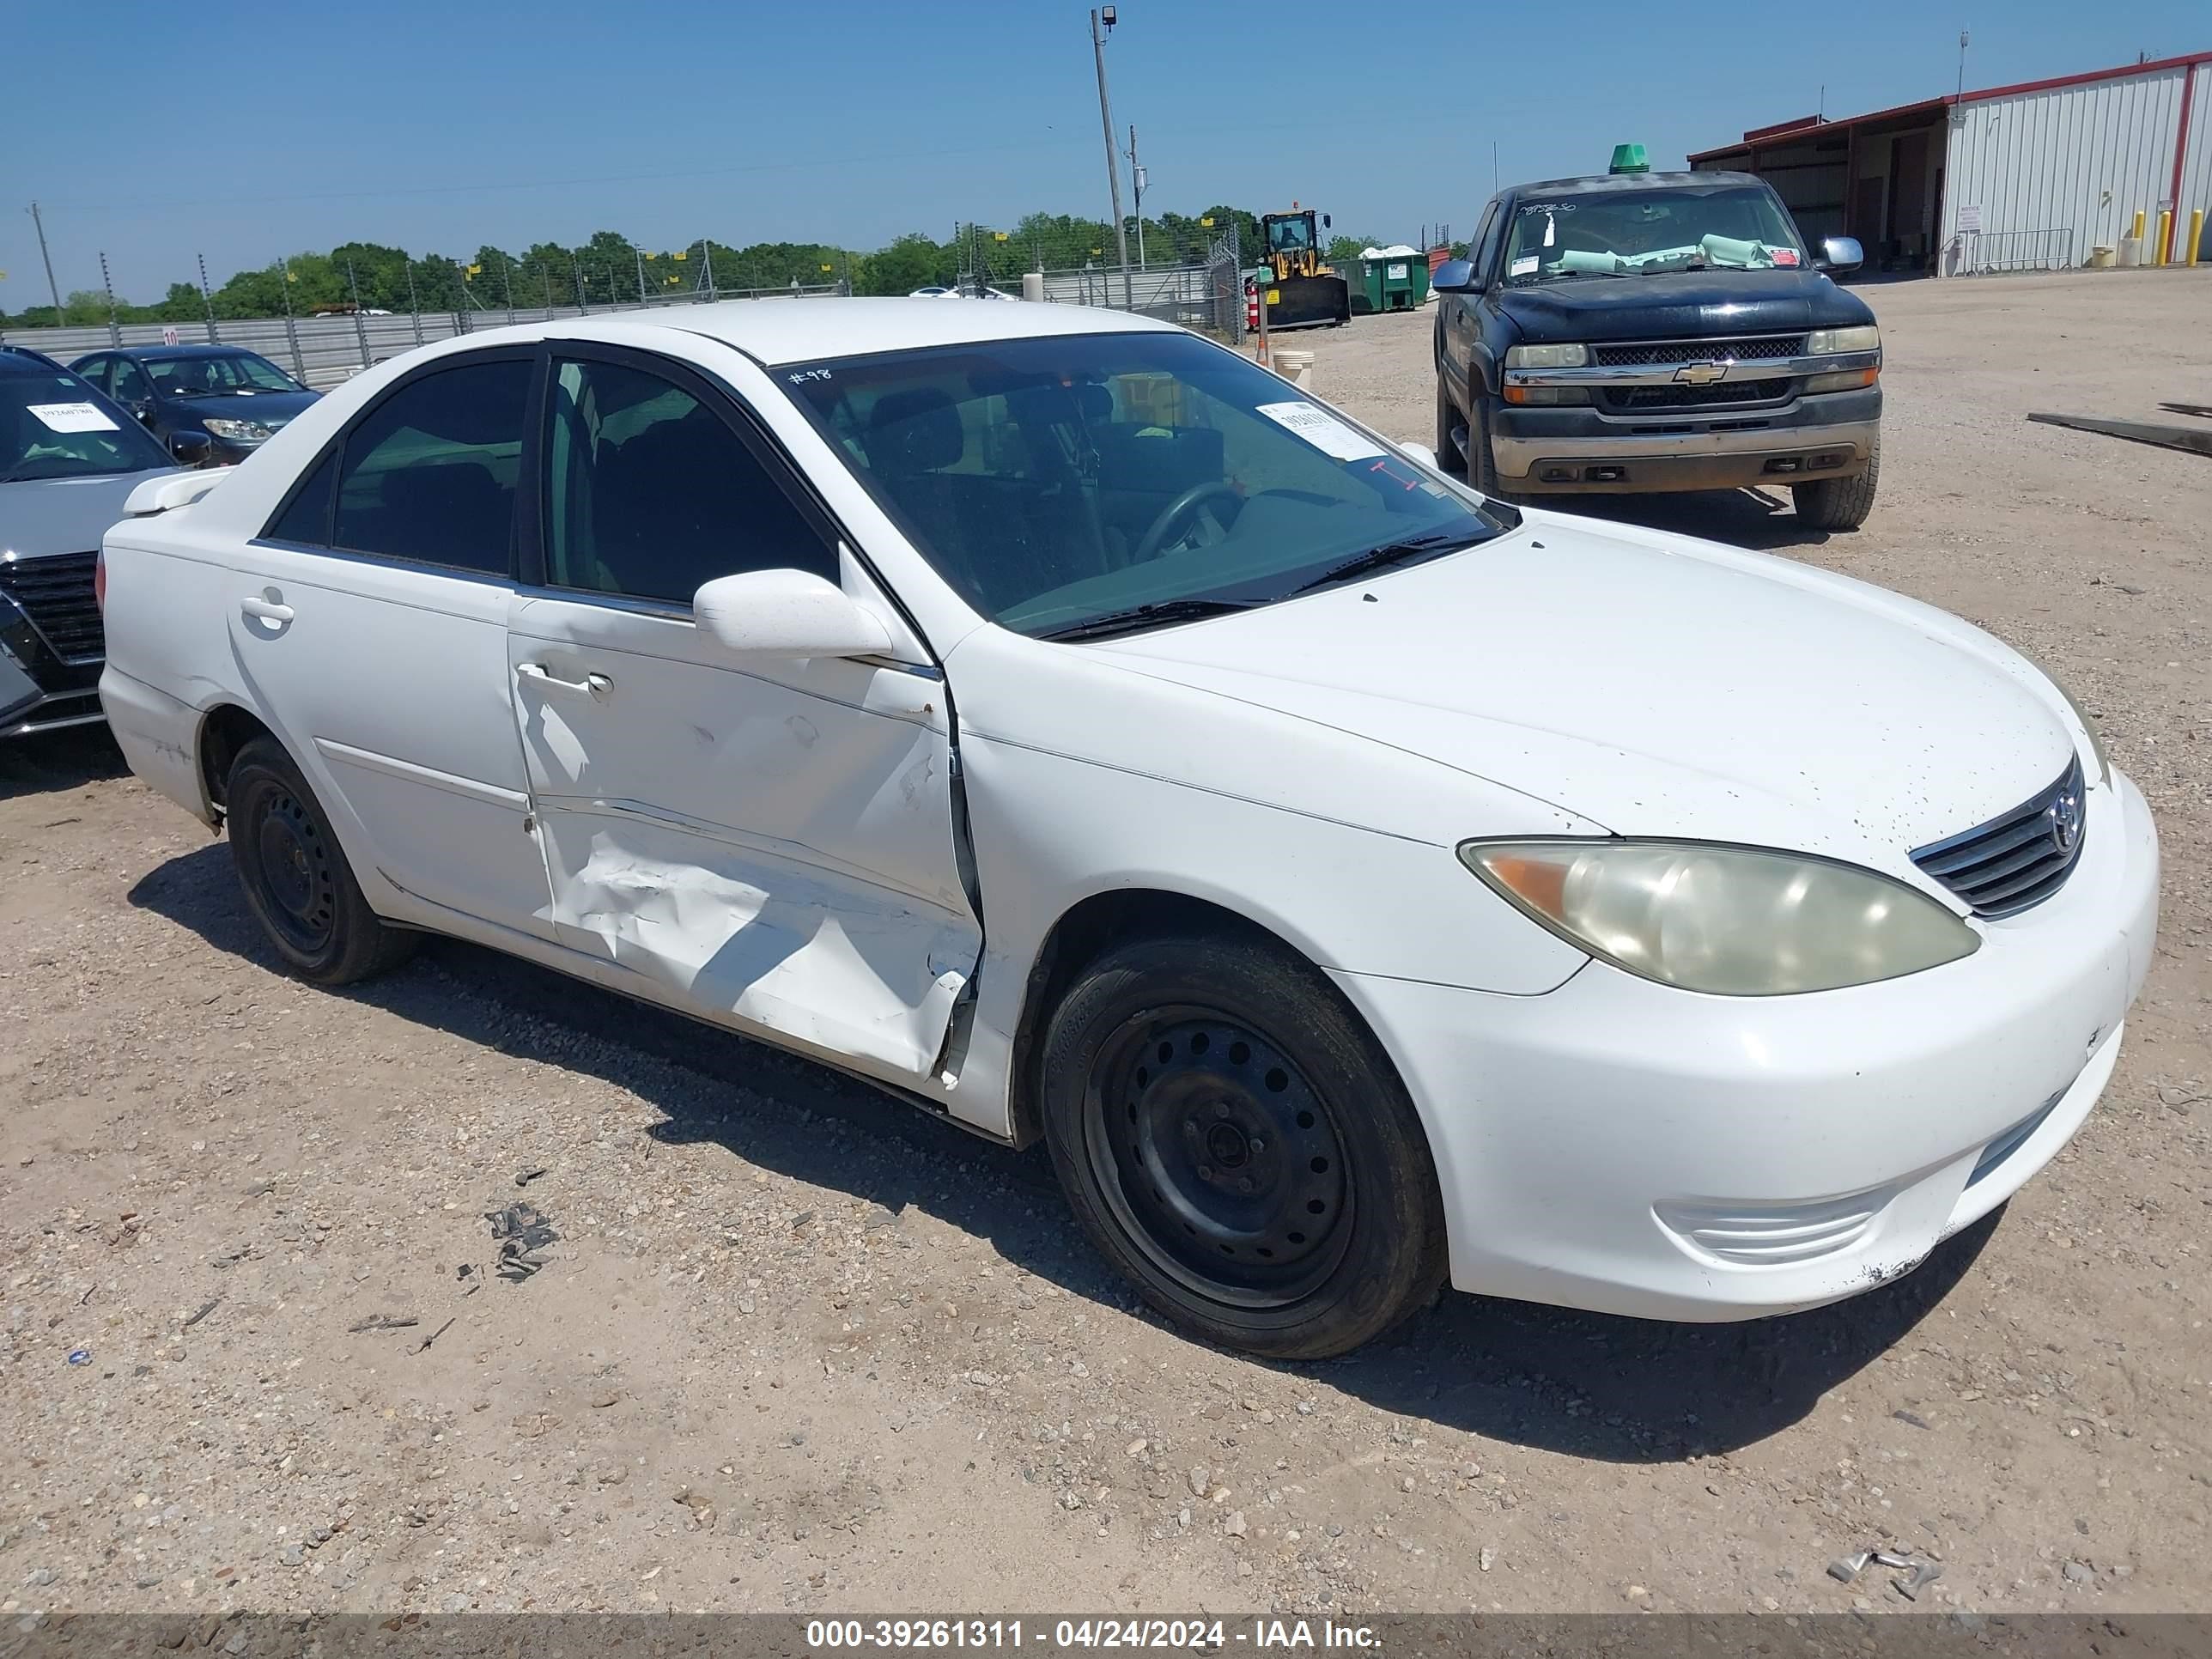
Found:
<box><xmin>1467</xmin><ymin>389</ymin><xmax>1511</xmax><ymax>502</ymax></box>
<box><xmin>1434</xmin><ymin>375</ymin><xmax>1469</xmax><ymax>475</ymax></box>
<box><xmin>1793</xmin><ymin>432</ymin><xmax>1881</xmax><ymax>531</ymax></box>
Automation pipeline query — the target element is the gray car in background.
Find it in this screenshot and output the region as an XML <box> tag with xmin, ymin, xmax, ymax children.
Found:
<box><xmin>2</xmin><ymin>346</ymin><xmax>204</xmax><ymax>738</ymax></box>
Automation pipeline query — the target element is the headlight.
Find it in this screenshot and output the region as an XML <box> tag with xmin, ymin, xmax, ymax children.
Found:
<box><xmin>1504</xmin><ymin>343</ymin><xmax>1589</xmax><ymax>369</ymax></box>
<box><xmin>202</xmin><ymin>418</ymin><xmax>276</xmax><ymax>441</ymax></box>
<box><xmin>1460</xmin><ymin>839</ymin><xmax>1979</xmax><ymax>995</ymax></box>
<box><xmin>1806</xmin><ymin>325</ymin><xmax>1881</xmax><ymax>356</ymax></box>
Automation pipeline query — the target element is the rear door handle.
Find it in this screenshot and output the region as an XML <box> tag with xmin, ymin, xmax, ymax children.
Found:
<box><xmin>517</xmin><ymin>662</ymin><xmax>613</xmax><ymax>702</ymax></box>
<box><xmin>240</xmin><ymin>596</ymin><xmax>294</xmax><ymax>623</ymax></box>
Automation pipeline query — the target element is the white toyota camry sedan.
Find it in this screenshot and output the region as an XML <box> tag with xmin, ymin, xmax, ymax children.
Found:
<box><xmin>96</xmin><ymin>300</ymin><xmax>2157</xmax><ymax>1358</ymax></box>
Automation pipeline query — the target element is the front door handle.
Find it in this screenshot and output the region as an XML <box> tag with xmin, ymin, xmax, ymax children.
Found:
<box><xmin>517</xmin><ymin>662</ymin><xmax>614</xmax><ymax>702</ymax></box>
<box><xmin>240</xmin><ymin>595</ymin><xmax>295</xmax><ymax>624</ymax></box>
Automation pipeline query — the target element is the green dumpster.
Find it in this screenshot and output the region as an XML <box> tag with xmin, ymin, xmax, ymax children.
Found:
<box><xmin>1358</xmin><ymin>247</ymin><xmax>1429</xmax><ymax>313</ymax></box>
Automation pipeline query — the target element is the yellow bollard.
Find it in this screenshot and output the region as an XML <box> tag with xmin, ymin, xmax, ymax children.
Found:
<box><xmin>2189</xmin><ymin>209</ymin><xmax>2205</xmax><ymax>269</ymax></box>
<box><xmin>2130</xmin><ymin>208</ymin><xmax>2147</xmax><ymax>244</ymax></box>
<box><xmin>2154</xmin><ymin>210</ymin><xmax>2172</xmax><ymax>266</ymax></box>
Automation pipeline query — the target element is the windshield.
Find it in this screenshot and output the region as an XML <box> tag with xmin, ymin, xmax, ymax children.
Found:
<box><xmin>147</xmin><ymin>353</ymin><xmax>303</xmax><ymax>396</ymax></box>
<box><xmin>1</xmin><ymin>365</ymin><xmax>173</xmax><ymax>483</ymax></box>
<box><xmin>1504</xmin><ymin>185</ymin><xmax>1807</xmax><ymax>282</ymax></box>
<box><xmin>781</xmin><ymin>331</ymin><xmax>1509</xmax><ymax>638</ymax></box>
<box><xmin>1266</xmin><ymin>216</ymin><xmax>1315</xmax><ymax>254</ymax></box>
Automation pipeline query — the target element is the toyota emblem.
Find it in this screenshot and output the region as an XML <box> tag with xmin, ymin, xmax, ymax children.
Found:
<box><xmin>2046</xmin><ymin>790</ymin><xmax>2083</xmax><ymax>854</ymax></box>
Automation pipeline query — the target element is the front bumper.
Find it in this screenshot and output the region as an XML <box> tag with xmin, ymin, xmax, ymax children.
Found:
<box><xmin>1492</xmin><ymin>386</ymin><xmax>1881</xmax><ymax>492</ymax></box>
<box><xmin>1</xmin><ymin>605</ymin><xmax>104</xmax><ymax>739</ymax></box>
<box><xmin>1331</xmin><ymin>768</ymin><xmax>2159</xmax><ymax>1322</ymax></box>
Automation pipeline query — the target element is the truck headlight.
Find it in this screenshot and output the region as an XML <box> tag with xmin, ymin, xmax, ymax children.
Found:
<box><xmin>202</xmin><ymin>418</ymin><xmax>276</xmax><ymax>442</ymax></box>
<box><xmin>1460</xmin><ymin>839</ymin><xmax>1978</xmax><ymax>995</ymax></box>
<box><xmin>1805</xmin><ymin>325</ymin><xmax>1881</xmax><ymax>356</ymax></box>
<box><xmin>1504</xmin><ymin>343</ymin><xmax>1589</xmax><ymax>369</ymax></box>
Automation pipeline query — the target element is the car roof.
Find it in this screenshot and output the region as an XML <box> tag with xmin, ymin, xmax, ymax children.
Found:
<box><xmin>537</xmin><ymin>296</ymin><xmax>1181</xmax><ymax>368</ymax></box>
<box><xmin>1508</xmin><ymin>170</ymin><xmax>1759</xmax><ymax>197</ymax></box>
<box><xmin>112</xmin><ymin>343</ymin><xmax>271</xmax><ymax>361</ymax></box>
<box><xmin>0</xmin><ymin>343</ymin><xmax>67</xmax><ymax>374</ymax></box>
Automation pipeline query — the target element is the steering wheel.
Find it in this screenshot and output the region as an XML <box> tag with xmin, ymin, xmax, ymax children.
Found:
<box><xmin>1133</xmin><ymin>481</ymin><xmax>1242</xmax><ymax>564</ymax></box>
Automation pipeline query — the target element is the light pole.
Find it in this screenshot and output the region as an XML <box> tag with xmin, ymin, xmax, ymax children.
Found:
<box><xmin>1128</xmin><ymin>125</ymin><xmax>1147</xmax><ymax>269</ymax></box>
<box><xmin>1090</xmin><ymin>7</ymin><xmax>1133</xmax><ymax>306</ymax></box>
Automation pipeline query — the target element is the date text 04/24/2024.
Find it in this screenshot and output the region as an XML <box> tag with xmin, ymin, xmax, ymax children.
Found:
<box><xmin>802</xmin><ymin>1620</ymin><xmax>1382</xmax><ymax>1651</ymax></box>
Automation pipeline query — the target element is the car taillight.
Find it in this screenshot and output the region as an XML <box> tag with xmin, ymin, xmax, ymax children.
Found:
<box><xmin>94</xmin><ymin>550</ymin><xmax>106</xmax><ymax>614</ymax></box>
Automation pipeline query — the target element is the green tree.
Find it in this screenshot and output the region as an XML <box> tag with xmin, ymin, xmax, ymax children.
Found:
<box><xmin>854</xmin><ymin>233</ymin><xmax>954</xmax><ymax>296</ymax></box>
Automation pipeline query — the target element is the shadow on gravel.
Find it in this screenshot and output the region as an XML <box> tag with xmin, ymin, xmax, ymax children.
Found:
<box><xmin>1557</xmin><ymin>486</ymin><xmax>1838</xmax><ymax>554</ymax></box>
<box><xmin>131</xmin><ymin>839</ymin><xmax>1993</xmax><ymax>1463</ymax></box>
<box><xmin>0</xmin><ymin>725</ymin><xmax>126</xmax><ymax>801</ymax></box>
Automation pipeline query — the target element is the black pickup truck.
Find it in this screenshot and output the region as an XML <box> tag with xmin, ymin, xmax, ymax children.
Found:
<box><xmin>1431</xmin><ymin>167</ymin><xmax>1883</xmax><ymax>529</ymax></box>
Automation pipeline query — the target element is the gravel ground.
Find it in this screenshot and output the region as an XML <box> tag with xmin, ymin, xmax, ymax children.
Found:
<box><xmin>3</xmin><ymin>268</ymin><xmax>2209</xmax><ymax>1620</ymax></box>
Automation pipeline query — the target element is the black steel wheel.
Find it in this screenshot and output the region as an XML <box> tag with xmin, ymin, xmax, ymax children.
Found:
<box><xmin>226</xmin><ymin>736</ymin><xmax>417</xmax><ymax>986</ymax></box>
<box><xmin>1041</xmin><ymin>932</ymin><xmax>1447</xmax><ymax>1358</ymax></box>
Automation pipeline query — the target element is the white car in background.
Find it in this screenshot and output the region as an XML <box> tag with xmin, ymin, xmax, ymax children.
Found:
<box><xmin>96</xmin><ymin>301</ymin><xmax>2156</xmax><ymax>1358</ymax></box>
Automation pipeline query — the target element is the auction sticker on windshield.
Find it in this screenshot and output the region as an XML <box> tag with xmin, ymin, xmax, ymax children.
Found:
<box><xmin>26</xmin><ymin>402</ymin><xmax>120</xmax><ymax>434</ymax></box>
<box><xmin>1255</xmin><ymin>400</ymin><xmax>1385</xmax><ymax>463</ymax></box>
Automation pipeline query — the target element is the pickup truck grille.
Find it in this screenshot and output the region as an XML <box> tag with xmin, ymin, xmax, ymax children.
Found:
<box><xmin>1592</xmin><ymin>334</ymin><xmax>1805</xmax><ymax>367</ymax></box>
<box><xmin>1910</xmin><ymin>758</ymin><xmax>2087</xmax><ymax>917</ymax></box>
<box><xmin>0</xmin><ymin>551</ymin><xmax>104</xmax><ymax>663</ymax></box>
<box><xmin>1603</xmin><ymin>377</ymin><xmax>1793</xmax><ymax>411</ymax></box>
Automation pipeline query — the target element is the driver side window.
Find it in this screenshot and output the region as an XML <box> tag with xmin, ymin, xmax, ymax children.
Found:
<box><xmin>544</xmin><ymin>357</ymin><xmax>836</xmax><ymax>605</ymax></box>
<box><xmin>1471</xmin><ymin>204</ymin><xmax>1504</xmax><ymax>284</ymax></box>
<box><xmin>112</xmin><ymin>360</ymin><xmax>151</xmax><ymax>404</ymax></box>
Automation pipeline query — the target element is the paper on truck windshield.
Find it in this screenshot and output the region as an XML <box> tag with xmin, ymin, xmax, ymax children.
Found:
<box><xmin>1256</xmin><ymin>400</ymin><xmax>1385</xmax><ymax>462</ymax></box>
<box><xmin>27</xmin><ymin>402</ymin><xmax>119</xmax><ymax>434</ymax></box>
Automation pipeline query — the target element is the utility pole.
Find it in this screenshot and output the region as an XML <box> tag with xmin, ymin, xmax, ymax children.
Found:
<box><xmin>1956</xmin><ymin>30</ymin><xmax>1969</xmax><ymax>100</ymax></box>
<box><xmin>1127</xmin><ymin>125</ymin><xmax>1147</xmax><ymax>268</ymax></box>
<box><xmin>98</xmin><ymin>250</ymin><xmax>119</xmax><ymax>345</ymax></box>
<box><xmin>635</xmin><ymin>248</ymin><xmax>648</xmax><ymax>305</ymax></box>
<box><xmin>1090</xmin><ymin>7</ymin><xmax>1133</xmax><ymax>307</ymax></box>
<box><xmin>198</xmin><ymin>252</ymin><xmax>221</xmax><ymax>343</ymax></box>
<box><xmin>28</xmin><ymin>202</ymin><xmax>63</xmax><ymax>320</ymax></box>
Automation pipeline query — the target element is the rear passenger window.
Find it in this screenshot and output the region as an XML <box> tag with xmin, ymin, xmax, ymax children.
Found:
<box><xmin>266</xmin><ymin>453</ymin><xmax>337</xmax><ymax>545</ymax></box>
<box><xmin>331</xmin><ymin>358</ymin><xmax>531</xmax><ymax>574</ymax></box>
<box><xmin>544</xmin><ymin>356</ymin><xmax>834</xmax><ymax>604</ymax></box>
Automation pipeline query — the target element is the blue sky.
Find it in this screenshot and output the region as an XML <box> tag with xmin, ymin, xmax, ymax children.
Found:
<box><xmin>6</xmin><ymin>0</ymin><xmax>2205</xmax><ymax>307</ymax></box>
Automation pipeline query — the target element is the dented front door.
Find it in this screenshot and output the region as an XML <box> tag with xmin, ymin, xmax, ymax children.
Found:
<box><xmin>507</xmin><ymin>592</ymin><xmax>980</xmax><ymax>1079</ymax></box>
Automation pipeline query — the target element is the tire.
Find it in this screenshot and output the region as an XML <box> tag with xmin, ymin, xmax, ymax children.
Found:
<box><xmin>1792</xmin><ymin>430</ymin><xmax>1881</xmax><ymax>531</ymax></box>
<box><xmin>1039</xmin><ymin>932</ymin><xmax>1448</xmax><ymax>1359</ymax></box>
<box><xmin>1466</xmin><ymin>387</ymin><xmax>1511</xmax><ymax>502</ymax></box>
<box><xmin>225</xmin><ymin>736</ymin><xmax>417</xmax><ymax>986</ymax></box>
<box><xmin>1434</xmin><ymin>374</ymin><xmax>1469</xmax><ymax>476</ymax></box>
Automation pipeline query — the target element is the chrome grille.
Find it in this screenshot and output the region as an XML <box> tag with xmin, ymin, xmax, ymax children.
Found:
<box><xmin>1910</xmin><ymin>759</ymin><xmax>2086</xmax><ymax>917</ymax></box>
<box><xmin>1592</xmin><ymin>334</ymin><xmax>1805</xmax><ymax>367</ymax></box>
<box><xmin>0</xmin><ymin>551</ymin><xmax>103</xmax><ymax>662</ymax></box>
<box><xmin>1601</xmin><ymin>377</ymin><xmax>1792</xmax><ymax>411</ymax></box>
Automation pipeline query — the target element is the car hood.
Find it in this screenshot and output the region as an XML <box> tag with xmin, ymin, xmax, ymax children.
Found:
<box><xmin>1492</xmin><ymin>269</ymin><xmax>1874</xmax><ymax>343</ymax></box>
<box><xmin>1086</xmin><ymin>514</ymin><xmax>2077</xmax><ymax>874</ymax></box>
<box><xmin>174</xmin><ymin>387</ymin><xmax>320</xmax><ymax>426</ymax></box>
<box><xmin>1</xmin><ymin>467</ymin><xmax>179</xmax><ymax>560</ymax></box>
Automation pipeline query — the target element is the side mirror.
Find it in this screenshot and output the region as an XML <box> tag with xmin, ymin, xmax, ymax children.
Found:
<box><xmin>1322</xmin><ymin>214</ymin><xmax>1332</xmax><ymax>229</ymax></box>
<box><xmin>1400</xmin><ymin>441</ymin><xmax>1439</xmax><ymax>469</ymax></box>
<box><xmin>168</xmin><ymin>431</ymin><xmax>213</xmax><ymax>466</ymax></box>
<box><xmin>137</xmin><ymin>405</ymin><xmax>158</xmax><ymax>426</ymax></box>
<box><xmin>1431</xmin><ymin>258</ymin><xmax>1479</xmax><ymax>293</ymax></box>
<box><xmin>693</xmin><ymin>568</ymin><xmax>893</xmax><ymax>661</ymax></box>
<box><xmin>1818</xmin><ymin>235</ymin><xmax>1864</xmax><ymax>274</ymax></box>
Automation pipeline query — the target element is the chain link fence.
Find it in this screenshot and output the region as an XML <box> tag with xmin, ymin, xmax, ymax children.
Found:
<box><xmin>0</xmin><ymin>282</ymin><xmax>845</xmax><ymax>390</ymax></box>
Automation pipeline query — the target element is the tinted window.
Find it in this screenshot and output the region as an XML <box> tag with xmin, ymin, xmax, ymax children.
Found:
<box><xmin>112</xmin><ymin>359</ymin><xmax>152</xmax><ymax>404</ymax></box>
<box><xmin>331</xmin><ymin>358</ymin><xmax>530</xmax><ymax>573</ymax></box>
<box><xmin>1471</xmin><ymin>204</ymin><xmax>1504</xmax><ymax>281</ymax></box>
<box><xmin>149</xmin><ymin>353</ymin><xmax>301</xmax><ymax>394</ymax></box>
<box><xmin>73</xmin><ymin>357</ymin><xmax>112</xmax><ymax>393</ymax></box>
<box><xmin>544</xmin><ymin>357</ymin><xmax>832</xmax><ymax>604</ymax></box>
<box><xmin>266</xmin><ymin>452</ymin><xmax>337</xmax><ymax>545</ymax></box>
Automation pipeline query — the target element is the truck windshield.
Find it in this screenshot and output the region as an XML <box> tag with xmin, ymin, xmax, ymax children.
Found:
<box><xmin>781</xmin><ymin>331</ymin><xmax>1509</xmax><ymax>640</ymax></box>
<box><xmin>1</xmin><ymin>364</ymin><xmax>173</xmax><ymax>483</ymax></box>
<box><xmin>1504</xmin><ymin>185</ymin><xmax>1808</xmax><ymax>282</ymax></box>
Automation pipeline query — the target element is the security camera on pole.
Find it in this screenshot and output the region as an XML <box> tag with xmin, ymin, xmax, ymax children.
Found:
<box><xmin>1091</xmin><ymin>7</ymin><xmax>1133</xmax><ymax>309</ymax></box>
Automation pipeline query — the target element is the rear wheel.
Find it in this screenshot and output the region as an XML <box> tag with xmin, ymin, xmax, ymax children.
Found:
<box><xmin>226</xmin><ymin>737</ymin><xmax>416</xmax><ymax>986</ymax></box>
<box><xmin>1792</xmin><ymin>431</ymin><xmax>1881</xmax><ymax>530</ymax></box>
<box><xmin>1040</xmin><ymin>933</ymin><xmax>1447</xmax><ymax>1358</ymax></box>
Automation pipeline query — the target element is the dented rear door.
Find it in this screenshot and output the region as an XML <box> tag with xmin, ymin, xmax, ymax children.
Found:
<box><xmin>507</xmin><ymin>345</ymin><xmax>980</xmax><ymax>1080</ymax></box>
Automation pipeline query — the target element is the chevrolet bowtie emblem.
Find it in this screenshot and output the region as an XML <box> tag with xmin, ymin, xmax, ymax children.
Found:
<box><xmin>1674</xmin><ymin>362</ymin><xmax>1728</xmax><ymax>386</ymax></box>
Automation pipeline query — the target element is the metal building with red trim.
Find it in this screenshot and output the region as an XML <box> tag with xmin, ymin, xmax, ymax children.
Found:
<box><xmin>1689</xmin><ymin>50</ymin><xmax>2210</xmax><ymax>275</ymax></box>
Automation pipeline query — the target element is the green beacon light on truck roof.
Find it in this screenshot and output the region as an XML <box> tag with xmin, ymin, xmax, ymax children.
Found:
<box><xmin>1608</xmin><ymin>143</ymin><xmax>1651</xmax><ymax>175</ymax></box>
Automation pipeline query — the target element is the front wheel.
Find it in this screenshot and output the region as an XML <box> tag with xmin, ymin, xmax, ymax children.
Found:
<box><xmin>1792</xmin><ymin>432</ymin><xmax>1881</xmax><ymax>530</ymax></box>
<box><xmin>1435</xmin><ymin>374</ymin><xmax>1469</xmax><ymax>476</ymax></box>
<box><xmin>1039</xmin><ymin>933</ymin><xmax>1447</xmax><ymax>1358</ymax></box>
